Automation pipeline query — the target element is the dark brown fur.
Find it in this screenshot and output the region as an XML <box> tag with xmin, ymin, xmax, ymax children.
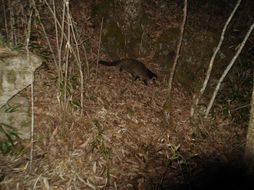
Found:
<box><xmin>99</xmin><ymin>59</ymin><xmax>157</xmax><ymax>85</ymax></box>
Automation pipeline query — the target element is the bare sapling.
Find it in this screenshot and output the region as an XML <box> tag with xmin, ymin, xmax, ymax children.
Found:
<box><xmin>32</xmin><ymin>0</ymin><xmax>85</xmax><ymax>113</ymax></box>
<box><xmin>205</xmin><ymin>23</ymin><xmax>254</xmax><ymax>118</ymax></box>
<box><xmin>191</xmin><ymin>0</ymin><xmax>242</xmax><ymax>117</ymax></box>
<box><xmin>163</xmin><ymin>0</ymin><xmax>188</xmax><ymax>125</ymax></box>
<box><xmin>96</xmin><ymin>17</ymin><xmax>104</xmax><ymax>79</ymax></box>
<box><xmin>245</xmin><ymin>75</ymin><xmax>254</xmax><ymax>174</ymax></box>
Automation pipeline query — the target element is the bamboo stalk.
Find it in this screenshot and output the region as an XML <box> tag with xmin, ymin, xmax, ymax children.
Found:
<box><xmin>25</xmin><ymin>8</ymin><xmax>34</xmax><ymax>172</ymax></box>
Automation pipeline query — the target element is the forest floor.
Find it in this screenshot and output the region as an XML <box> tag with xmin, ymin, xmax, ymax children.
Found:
<box><xmin>0</xmin><ymin>1</ymin><xmax>252</xmax><ymax>189</ymax></box>
<box><xmin>0</xmin><ymin>54</ymin><xmax>247</xmax><ymax>189</ymax></box>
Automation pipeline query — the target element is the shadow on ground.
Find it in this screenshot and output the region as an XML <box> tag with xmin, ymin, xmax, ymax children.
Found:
<box><xmin>145</xmin><ymin>160</ymin><xmax>254</xmax><ymax>190</ymax></box>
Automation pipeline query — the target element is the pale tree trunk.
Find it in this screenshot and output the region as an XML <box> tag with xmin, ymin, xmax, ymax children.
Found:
<box><xmin>245</xmin><ymin>80</ymin><xmax>254</xmax><ymax>174</ymax></box>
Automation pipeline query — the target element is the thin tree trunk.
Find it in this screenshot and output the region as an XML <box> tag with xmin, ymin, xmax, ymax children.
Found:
<box><xmin>191</xmin><ymin>0</ymin><xmax>242</xmax><ymax>117</ymax></box>
<box><xmin>205</xmin><ymin>23</ymin><xmax>254</xmax><ymax>117</ymax></box>
<box><xmin>245</xmin><ymin>77</ymin><xmax>254</xmax><ymax>174</ymax></box>
<box><xmin>163</xmin><ymin>0</ymin><xmax>187</xmax><ymax>125</ymax></box>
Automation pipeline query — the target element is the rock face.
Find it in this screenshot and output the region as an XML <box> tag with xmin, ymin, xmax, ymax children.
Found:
<box><xmin>0</xmin><ymin>49</ymin><xmax>42</xmax><ymax>139</ymax></box>
<box><xmin>0</xmin><ymin>96</ymin><xmax>31</xmax><ymax>139</ymax></box>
